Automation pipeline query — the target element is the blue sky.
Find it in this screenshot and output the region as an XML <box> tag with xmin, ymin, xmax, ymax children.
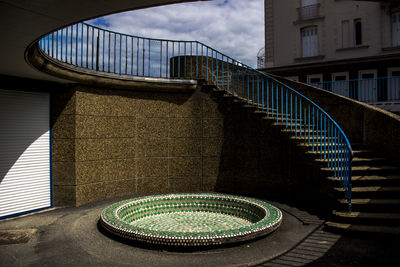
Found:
<box><xmin>88</xmin><ymin>0</ymin><xmax>264</xmax><ymax>67</ymax></box>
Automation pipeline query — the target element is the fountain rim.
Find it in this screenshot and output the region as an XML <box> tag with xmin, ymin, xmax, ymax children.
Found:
<box><xmin>99</xmin><ymin>193</ymin><xmax>283</xmax><ymax>246</ymax></box>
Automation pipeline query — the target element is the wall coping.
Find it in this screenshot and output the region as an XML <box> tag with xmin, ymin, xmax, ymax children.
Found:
<box><xmin>26</xmin><ymin>43</ymin><xmax>197</xmax><ymax>93</ymax></box>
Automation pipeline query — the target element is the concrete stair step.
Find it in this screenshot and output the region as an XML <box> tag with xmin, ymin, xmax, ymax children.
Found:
<box><xmin>352</xmin><ymin>149</ymin><xmax>375</xmax><ymax>158</ymax></box>
<box><xmin>263</xmin><ymin>114</ymin><xmax>299</xmax><ymax>121</ymax></box>
<box><xmin>315</xmin><ymin>154</ymin><xmax>352</xmax><ymax>163</ymax></box>
<box><xmin>304</xmin><ymin>153</ymin><xmax>350</xmax><ymax>167</ymax></box>
<box><xmin>291</xmin><ymin>135</ymin><xmax>338</xmax><ymax>142</ymax></box>
<box><xmin>234</xmin><ymin>97</ymin><xmax>263</xmax><ymax>106</ymax></box>
<box><xmin>208</xmin><ymin>90</ymin><xmax>228</xmax><ymax>98</ymax></box>
<box><xmin>298</xmin><ymin>141</ymin><xmax>346</xmax><ymax>148</ymax></box>
<box><xmin>266</xmin><ymin>114</ymin><xmax>307</xmax><ymax>122</ymax></box>
<box><xmin>325</xmin><ymin>221</ymin><xmax>400</xmax><ymax>234</ymax></box>
<box><xmin>242</xmin><ymin>104</ymin><xmax>261</xmax><ymax>110</ymax></box>
<box><xmin>348</xmin><ymin>143</ymin><xmax>364</xmax><ymax>150</ymax></box>
<box><xmin>337</xmin><ymin>198</ymin><xmax>400</xmax><ymax>212</ymax></box>
<box><xmin>352</xmin><ymin>175</ymin><xmax>400</xmax><ymax>185</ymax></box>
<box><xmin>275</xmin><ymin>127</ymin><xmax>345</xmax><ymax>145</ymax></box>
<box><xmin>328</xmin><ymin>175</ymin><xmax>400</xmax><ymax>186</ymax></box>
<box><xmin>209</xmin><ymin>93</ymin><xmax>284</xmax><ymax>118</ymax></box>
<box><xmin>252</xmin><ymin>108</ymin><xmax>290</xmax><ymax>118</ymax></box>
<box><xmin>281</xmin><ymin>128</ymin><xmax>327</xmax><ymax>135</ymax></box>
<box><xmin>351</xmin><ymin>157</ymin><xmax>388</xmax><ymax>166</ymax></box>
<box><xmin>332</xmin><ymin>210</ymin><xmax>400</xmax><ymax>225</ymax></box>
<box><xmin>269</xmin><ymin>122</ymin><xmax>322</xmax><ymax>132</ymax></box>
<box><xmin>232</xmin><ymin>95</ymin><xmax>254</xmax><ymax>103</ymax></box>
<box><xmin>220</xmin><ymin>94</ymin><xmax>236</xmax><ymax>99</ymax></box>
<box><xmin>339</xmin><ymin>198</ymin><xmax>400</xmax><ymax>205</ymax></box>
<box><xmin>306</xmin><ymin>150</ymin><xmax>348</xmax><ymax>158</ymax></box>
<box><xmin>316</xmin><ymin>162</ymin><xmax>352</xmax><ymax>174</ymax></box>
<box><xmin>293</xmin><ymin>133</ymin><xmax>335</xmax><ymax>141</ymax></box>
<box><xmin>351</xmin><ymin>165</ymin><xmax>400</xmax><ymax>176</ymax></box>
<box><xmin>334</xmin><ymin>186</ymin><xmax>400</xmax><ymax>198</ymax></box>
<box><xmin>294</xmin><ymin>140</ymin><xmax>342</xmax><ymax>151</ymax></box>
<box><xmin>240</xmin><ymin>104</ymin><xmax>287</xmax><ymax>116</ymax></box>
<box><xmin>338</xmin><ymin>186</ymin><xmax>400</xmax><ymax>193</ymax></box>
<box><xmin>317</xmin><ymin>157</ymin><xmax>388</xmax><ymax>167</ymax></box>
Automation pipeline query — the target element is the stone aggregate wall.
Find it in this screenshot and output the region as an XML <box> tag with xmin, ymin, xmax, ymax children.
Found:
<box><xmin>52</xmin><ymin>85</ymin><xmax>223</xmax><ymax>206</ymax></box>
<box><xmin>0</xmin><ymin>75</ymin><xmax>334</xmax><ymax>211</ymax></box>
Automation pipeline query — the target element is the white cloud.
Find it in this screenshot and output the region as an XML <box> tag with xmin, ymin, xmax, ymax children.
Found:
<box><xmin>88</xmin><ymin>0</ymin><xmax>264</xmax><ymax>67</ymax></box>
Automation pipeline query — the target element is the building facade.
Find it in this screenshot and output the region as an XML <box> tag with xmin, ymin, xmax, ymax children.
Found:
<box><xmin>261</xmin><ymin>0</ymin><xmax>400</xmax><ymax>112</ymax></box>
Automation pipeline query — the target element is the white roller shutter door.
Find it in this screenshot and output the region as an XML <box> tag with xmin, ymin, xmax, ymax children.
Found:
<box><xmin>0</xmin><ymin>89</ymin><xmax>51</xmax><ymax>218</ymax></box>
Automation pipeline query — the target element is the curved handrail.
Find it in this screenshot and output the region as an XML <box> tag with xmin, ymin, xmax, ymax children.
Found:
<box><xmin>38</xmin><ymin>22</ymin><xmax>353</xmax><ymax>210</ymax></box>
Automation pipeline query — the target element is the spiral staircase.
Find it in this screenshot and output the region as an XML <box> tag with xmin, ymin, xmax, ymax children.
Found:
<box><xmin>26</xmin><ymin>21</ymin><xmax>400</xmax><ymax>235</ymax></box>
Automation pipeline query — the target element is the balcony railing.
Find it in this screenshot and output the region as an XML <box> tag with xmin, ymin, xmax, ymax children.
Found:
<box><xmin>309</xmin><ymin>77</ymin><xmax>400</xmax><ymax>103</ymax></box>
<box><xmin>297</xmin><ymin>4</ymin><xmax>320</xmax><ymax>21</ymax></box>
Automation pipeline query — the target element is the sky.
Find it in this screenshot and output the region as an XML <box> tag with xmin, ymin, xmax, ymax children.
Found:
<box><xmin>87</xmin><ymin>0</ymin><xmax>264</xmax><ymax>67</ymax></box>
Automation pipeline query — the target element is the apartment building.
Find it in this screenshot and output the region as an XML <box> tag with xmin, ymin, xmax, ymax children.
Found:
<box><xmin>260</xmin><ymin>0</ymin><xmax>400</xmax><ymax>108</ymax></box>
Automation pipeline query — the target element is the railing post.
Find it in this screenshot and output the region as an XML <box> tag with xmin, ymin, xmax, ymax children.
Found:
<box><xmin>125</xmin><ymin>36</ymin><xmax>128</xmax><ymax>75</ymax></box>
<box><xmin>148</xmin><ymin>39</ymin><xmax>151</xmax><ymax>77</ymax></box>
<box><xmin>81</xmin><ymin>24</ymin><xmax>84</xmax><ymax>68</ymax></box>
<box><xmin>142</xmin><ymin>39</ymin><xmax>145</xmax><ymax>76</ymax></box>
<box><xmin>96</xmin><ymin>34</ymin><xmax>100</xmax><ymax>71</ymax></box>
<box><xmin>160</xmin><ymin>40</ymin><xmax>163</xmax><ymax>78</ymax></box>
<box><xmin>92</xmin><ymin>26</ymin><xmax>94</xmax><ymax>69</ymax></box>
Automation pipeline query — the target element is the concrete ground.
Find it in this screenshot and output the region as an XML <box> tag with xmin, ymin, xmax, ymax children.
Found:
<box><xmin>0</xmin><ymin>197</ymin><xmax>399</xmax><ymax>267</ymax></box>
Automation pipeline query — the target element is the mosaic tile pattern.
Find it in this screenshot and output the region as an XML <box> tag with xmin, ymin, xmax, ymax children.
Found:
<box><xmin>100</xmin><ymin>193</ymin><xmax>282</xmax><ymax>246</ymax></box>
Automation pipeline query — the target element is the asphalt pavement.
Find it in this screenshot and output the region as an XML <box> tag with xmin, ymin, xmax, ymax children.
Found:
<box><xmin>0</xmin><ymin>197</ymin><xmax>398</xmax><ymax>266</ymax></box>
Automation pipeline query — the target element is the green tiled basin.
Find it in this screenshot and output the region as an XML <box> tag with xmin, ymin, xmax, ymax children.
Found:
<box><xmin>100</xmin><ymin>193</ymin><xmax>282</xmax><ymax>247</ymax></box>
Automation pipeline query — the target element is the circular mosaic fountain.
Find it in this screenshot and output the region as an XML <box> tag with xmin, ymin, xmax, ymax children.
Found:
<box><xmin>100</xmin><ymin>193</ymin><xmax>282</xmax><ymax>247</ymax></box>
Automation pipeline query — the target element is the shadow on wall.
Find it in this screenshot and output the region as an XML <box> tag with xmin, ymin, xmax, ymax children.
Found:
<box><xmin>210</xmin><ymin>90</ymin><xmax>333</xmax><ymax>213</ymax></box>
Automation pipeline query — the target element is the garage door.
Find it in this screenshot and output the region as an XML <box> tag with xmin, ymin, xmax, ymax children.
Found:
<box><xmin>0</xmin><ymin>89</ymin><xmax>51</xmax><ymax>219</ymax></box>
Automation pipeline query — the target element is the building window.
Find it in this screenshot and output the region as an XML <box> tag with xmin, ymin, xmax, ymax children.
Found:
<box><xmin>358</xmin><ymin>69</ymin><xmax>377</xmax><ymax>102</ymax></box>
<box><xmin>301</xmin><ymin>27</ymin><xmax>319</xmax><ymax>57</ymax></box>
<box><xmin>354</xmin><ymin>19</ymin><xmax>362</xmax><ymax>45</ymax></box>
<box><xmin>392</xmin><ymin>12</ymin><xmax>400</xmax><ymax>47</ymax></box>
<box><xmin>391</xmin><ymin>70</ymin><xmax>400</xmax><ymax>76</ymax></box>
<box><xmin>310</xmin><ymin>77</ymin><xmax>321</xmax><ymax>83</ymax></box>
<box><xmin>332</xmin><ymin>72</ymin><xmax>349</xmax><ymax>97</ymax></box>
<box><xmin>307</xmin><ymin>74</ymin><xmax>323</xmax><ymax>86</ymax></box>
<box><xmin>301</xmin><ymin>0</ymin><xmax>317</xmax><ymax>7</ymax></box>
<box><xmin>387</xmin><ymin>67</ymin><xmax>400</xmax><ymax>101</ymax></box>
<box><xmin>298</xmin><ymin>0</ymin><xmax>319</xmax><ymax>21</ymax></box>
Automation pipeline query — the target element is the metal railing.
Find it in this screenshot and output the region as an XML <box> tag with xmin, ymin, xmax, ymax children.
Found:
<box><xmin>39</xmin><ymin>22</ymin><xmax>353</xmax><ymax>210</ymax></box>
<box><xmin>297</xmin><ymin>4</ymin><xmax>321</xmax><ymax>21</ymax></box>
<box><xmin>309</xmin><ymin>77</ymin><xmax>400</xmax><ymax>103</ymax></box>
